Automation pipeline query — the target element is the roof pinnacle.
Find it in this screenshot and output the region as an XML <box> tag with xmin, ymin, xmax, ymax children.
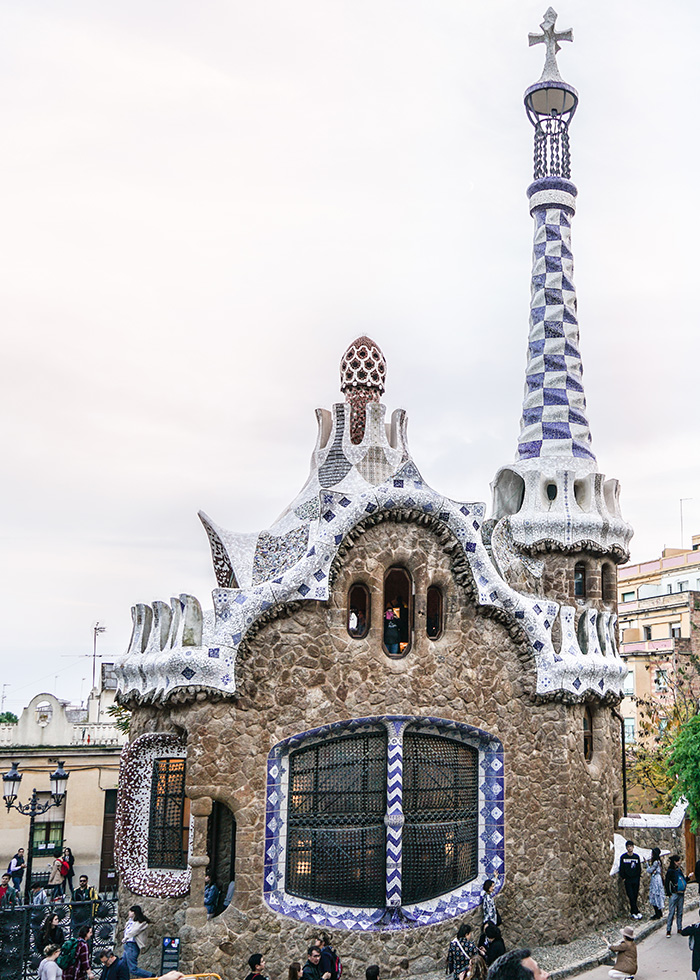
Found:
<box><xmin>528</xmin><ymin>7</ymin><xmax>573</xmax><ymax>84</ymax></box>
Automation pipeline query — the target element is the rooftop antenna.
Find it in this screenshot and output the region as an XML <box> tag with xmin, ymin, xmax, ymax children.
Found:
<box><xmin>92</xmin><ymin>623</ymin><xmax>106</xmax><ymax>691</ymax></box>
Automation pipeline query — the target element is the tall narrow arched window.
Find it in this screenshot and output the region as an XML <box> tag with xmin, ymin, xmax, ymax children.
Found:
<box><xmin>426</xmin><ymin>586</ymin><xmax>443</xmax><ymax>639</ymax></box>
<box><xmin>574</xmin><ymin>562</ymin><xmax>587</xmax><ymax>598</ymax></box>
<box><xmin>347</xmin><ymin>583</ymin><xmax>370</xmax><ymax>638</ymax></box>
<box><xmin>383</xmin><ymin>567</ymin><xmax>413</xmax><ymax>657</ymax></box>
<box><xmin>583</xmin><ymin>706</ymin><xmax>594</xmax><ymax>761</ymax></box>
<box><xmin>602</xmin><ymin>563</ymin><xmax>615</xmax><ymax>602</ymax></box>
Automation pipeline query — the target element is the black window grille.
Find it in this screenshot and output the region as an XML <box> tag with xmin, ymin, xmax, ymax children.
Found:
<box><xmin>148</xmin><ymin>758</ymin><xmax>188</xmax><ymax>869</ymax></box>
<box><xmin>402</xmin><ymin>732</ymin><xmax>479</xmax><ymax>903</ymax></box>
<box><xmin>286</xmin><ymin>731</ymin><xmax>387</xmax><ymax>907</ymax></box>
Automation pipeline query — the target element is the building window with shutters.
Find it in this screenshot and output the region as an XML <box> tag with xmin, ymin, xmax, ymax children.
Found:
<box><xmin>264</xmin><ymin>716</ymin><xmax>503</xmax><ymax>930</ymax></box>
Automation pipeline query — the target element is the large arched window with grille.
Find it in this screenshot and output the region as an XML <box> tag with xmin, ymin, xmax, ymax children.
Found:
<box><xmin>265</xmin><ymin>717</ymin><xmax>502</xmax><ymax>929</ymax></box>
<box><xmin>402</xmin><ymin>732</ymin><xmax>479</xmax><ymax>903</ymax></box>
<box><xmin>286</xmin><ymin>731</ymin><xmax>387</xmax><ymax>907</ymax></box>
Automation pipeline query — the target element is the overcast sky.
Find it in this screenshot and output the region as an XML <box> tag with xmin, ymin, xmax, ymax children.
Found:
<box><xmin>1</xmin><ymin>1</ymin><xmax>699</xmax><ymax>714</ymax></box>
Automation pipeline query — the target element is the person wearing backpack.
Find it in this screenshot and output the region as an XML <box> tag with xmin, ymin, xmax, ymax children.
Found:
<box><xmin>679</xmin><ymin>918</ymin><xmax>700</xmax><ymax>979</ymax></box>
<box><xmin>319</xmin><ymin>932</ymin><xmax>342</xmax><ymax>980</ymax></box>
<box><xmin>665</xmin><ymin>854</ymin><xmax>687</xmax><ymax>936</ymax></box>
<box><xmin>59</xmin><ymin>924</ymin><xmax>95</xmax><ymax>980</ymax></box>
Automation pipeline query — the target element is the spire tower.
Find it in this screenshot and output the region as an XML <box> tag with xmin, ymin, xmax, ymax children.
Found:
<box><xmin>490</xmin><ymin>9</ymin><xmax>631</xmax><ymax>558</ymax></box>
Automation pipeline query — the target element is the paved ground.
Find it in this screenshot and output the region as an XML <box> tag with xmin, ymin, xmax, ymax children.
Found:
<box><xmin>405</xmin><ymin>896</ymin><xmax>699</xmax><ymax>980</ymax></box>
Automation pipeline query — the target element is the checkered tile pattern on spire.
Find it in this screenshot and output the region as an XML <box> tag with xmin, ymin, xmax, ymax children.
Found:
<box><xmin>517</xmin><ymin>204</ymin><xmax>595</xmax><ymax>461</ymax></box>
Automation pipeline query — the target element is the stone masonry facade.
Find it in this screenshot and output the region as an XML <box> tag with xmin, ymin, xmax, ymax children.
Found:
<box><xmin>120</xmin><ymin>520</ymin><xmax>626</xmax><ymax>978</ymax></box>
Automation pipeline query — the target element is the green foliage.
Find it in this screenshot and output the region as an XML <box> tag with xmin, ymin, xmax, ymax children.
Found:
<box><xmin>668</xmin><ymin>713</ymin><xmax>700</xmax><ymax>831</ymax></box>
<box><xmin>626</xmin><ymin>651</ymin><xmax>700</xmax><ymax>812</ymax></box>
<box><xmin>0</xmin><ymin>711</ymin><xmax>18</xmax><ymax>724</ymax></box>
<box><xmin>106</xmin><ymin>701</ymin><xmax>131</xmax><ymax>734</ymax></box>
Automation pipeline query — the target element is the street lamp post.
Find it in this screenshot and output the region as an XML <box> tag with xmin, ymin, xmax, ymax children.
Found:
<box><xmin>2</xmin><ymin>760</ymin><xmax>70</xmax><ymax>904</ymax></box>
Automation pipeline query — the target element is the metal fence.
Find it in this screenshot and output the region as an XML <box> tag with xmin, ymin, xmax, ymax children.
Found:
<box><xmin>0</xmin><ymin>898</ymin><xmax>118</xmax><ymax>980</ymax></box>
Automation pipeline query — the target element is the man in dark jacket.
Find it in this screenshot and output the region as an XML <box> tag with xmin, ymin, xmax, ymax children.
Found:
<box><xmin>302</xmin><ymin>947</ymin><xmax>331</xmax><ymax>980</ymax></box>
<box><xmin>619</xmin><ymin>840</ymin><xmax>643</xmax><ymax>918</ymax></box>
<box><xmin>99</xmin><ymin>949</ymin><xmax>130</xmax><ymax>980</ymax></box>
<box><xmin>679</xmin><ymin>920</ymin><xmax>700</xmax><ymax>979</ymax></box>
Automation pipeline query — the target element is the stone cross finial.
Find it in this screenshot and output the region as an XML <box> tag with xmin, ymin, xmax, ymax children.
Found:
<box><xmin>528</xmin><ymin>7</ymin><xmax>573</xmax><ymax>83</ymax></box>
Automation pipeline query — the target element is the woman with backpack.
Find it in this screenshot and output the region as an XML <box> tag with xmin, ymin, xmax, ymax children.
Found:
<box><xmin>319</xmin><ymin>933</ymin><xmax>342</xmax><ymax>980</ymax></box>
<box><xmin>48</xmin><ymin>851</ymin><xmax>65</xmax><ymax>900</ymax></box>
<box><xmin>60</xmin><ymin>924</ymin><xmax>95</xmax><ymax>980</ymax></box>
<box><xmin>446</xmin><ymin>924</ymin><xmax>478</xmax><ymax>980</ymax></box>
<box><xmin>665</xmin><ymin>854</ymin><xmax>687</xmax><ymax>936</ymax></box>
<box><xmin>61</xmin><ymin>847</ymin><xmax>76</xmax><ymax>899</ymax></box>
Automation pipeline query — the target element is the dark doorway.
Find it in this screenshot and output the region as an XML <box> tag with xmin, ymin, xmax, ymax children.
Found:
<box><xmin>207</xmin><ymin>801</ymin><xmax>237</xmax><ymax>915</ymax></box>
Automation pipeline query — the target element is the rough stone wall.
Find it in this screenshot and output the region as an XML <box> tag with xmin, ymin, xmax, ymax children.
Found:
<box><xmin>121</xmin><ymin>521</ymin><xmax>624</xmax><ymax>977</ymax></box>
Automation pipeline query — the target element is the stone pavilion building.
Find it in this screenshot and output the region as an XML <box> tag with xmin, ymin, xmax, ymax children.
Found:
<box><xmin>115</xmin><ymin>11</ymin><xmax>633</xmax><ymax>977</ymax></box>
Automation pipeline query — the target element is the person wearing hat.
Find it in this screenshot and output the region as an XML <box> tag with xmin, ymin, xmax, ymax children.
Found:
<box><xmin>606</xmin><ymin>926</ymin><xmax>637</xmax><ymax>979</ymax></box>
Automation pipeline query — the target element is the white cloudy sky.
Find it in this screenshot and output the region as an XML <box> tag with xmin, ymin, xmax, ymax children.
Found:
<box><xmin>1</xmin><ymin>0</ymin><xmax>699</xmax><ymax>714</ymax></box>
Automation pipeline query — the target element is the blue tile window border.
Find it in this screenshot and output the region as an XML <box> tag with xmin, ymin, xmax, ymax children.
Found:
<box><xmin>263</xmin><ymin>715</ymin><xmax>504</xmax><ymax>931</ymax></box>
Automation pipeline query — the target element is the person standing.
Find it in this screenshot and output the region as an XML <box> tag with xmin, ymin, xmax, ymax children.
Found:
<box><xmin>39</xmin><ymin>912</ymin><xmax>65</xmax><ymax>952</ymax></box>
<box><xmin>8</xmin><ymin>847</ymin><xmax>26</xmax><ymax>892</ymax></box>
<box><xmin>61</xmin><ymin>848</ymin><xmax>75</xmax><ymax>899</ymax></box>
<box><xmin>302</xmin><ymin>946</ymin><xmax>331</xmax><ymax>980</ymax></box>
<box><xmin>446</xmin><ymin>924</ymin><xmax>478</xmax><ymax>980</ymax></box>
<box><xmin>99</xmin><ymin>949</ymin><xmax>130</xmax><ymax>980</ymax></box>
<box><xmin>31</xmin><ymin>881</ymin><xmax>50</xmax><ymax>949</ymax></box>
<box><xmin>38</xmin><ymin>944</ymin><xmax>63</xmax><ymax>980</ymax></box>
<box><xmin>619</xmin><ymin>840</ymin><xmax>643</xmax><ymax>919</ymax></box>
<box><xmin>48</xmin><ymin>850</ymin><xmax>65</xmax><ymax>900</ymax></box>
<box><xmin>319</xmin><ymin>932</ymin><xmax>341</xmax><ymax>980</ymax></box>
<box><xmin>644</xmin><ymin>848</ymin><xmax>664</xmax><ymax>920</ymax></box>
<box><xmin>0</xmin><ymin>872</ymin><xmax>18</xmax><ymax>909</ymax></box>
<box><xmin>71</xmin><ymin>875</ymin><xmax>97</xmax><ymax>933</ymax></box>
<box><xmin>481</xmin><ymin>877</ymin><xmax>500</xmax><ymax>929</ymax></box>
<box><xmin>478</xmin><ymin>924</ymin><xmax>505</xmax><ymax>967</ymax></box>
<box><xmin>606</xmin><ymin>925</ymin><xmax>637</xmax><ymax>979</ymax></box>
<box><xmin>204</xmin><ymin>873</ymin><xmax>219</xmax><ymax>919</ymax></box>
<box><xmin>122</xmin><ymin>905</ymin><xmax>151</xmax><ymax>978</ymax></box>
<box><xmin>679</xmin><ymin>918</ymin><xmax>700</xmax><ymax>979</ymax></box>
<box><xmin>62</xmin><ymin>924</ymin><xmax>95</xmax><ymax>980</ymax></box>
<box><xmin>665</xmin><ymin>854</ymin><xmax>687</xmax><ymax>936</ymax></box>
<box><xmin>243</xmin><ymin>954</ymin><xmax>270</xmax><ymax>980</ymax></box>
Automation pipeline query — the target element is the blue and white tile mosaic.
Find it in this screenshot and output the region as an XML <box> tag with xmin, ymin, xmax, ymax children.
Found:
<box><xmin>262</xmin><ymin>715</ymin><xmax>505</xmax><ymax>931</ymax></box>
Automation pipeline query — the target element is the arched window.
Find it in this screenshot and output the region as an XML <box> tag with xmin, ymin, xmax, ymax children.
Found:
<box><xmin>148</xmin><ymin>758</ymin><xmax>189</xmax><ymax>869</ymax></box>
<box><xmin>347</xmin><ymin>583</ymin><xmax>370</xmax><ymax>638</ymax></box>
<box><xmin>602</xmin><ymin>564</ymin><xmax>615</xmax><ymax>602</ymax></box>
<box><xmin>426</xmin><ymin>586</ymin><xmax>443</xmax><ymax>639</ymax></box>
<box><xmin>583</xmin><ymin>706</ymin><xmax>594</xmax><ymax>761</ymax></box>
<box><xmin>281</xmin><ymin>722</ymin><xmax>480</xmax><ymax>912</ymax></box>
<box><xmin>574</xmin><ymin>562</ymin><xmax>587</xmax><ymax>598</ymax></box>
<box><xmin>383</xmin><ymin>567</ymin><xmax>413</xmax><ymax>657</ymax></box>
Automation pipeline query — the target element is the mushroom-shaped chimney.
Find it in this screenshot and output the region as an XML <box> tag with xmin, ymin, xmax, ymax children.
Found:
<box><xmin>340</xmin><ymin>336</ymin><xmax>387</xmax><ymax>444</ymax></box>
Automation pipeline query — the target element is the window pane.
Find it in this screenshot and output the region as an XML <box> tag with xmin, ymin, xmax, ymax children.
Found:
<box><xmin>383</xmin><ymin>567</ymin><xmax>413</xmax><ymax>656</ymax></box>
<box><xmin>148</xmin><ymin>758</ymin><xmax>188</xmax><ymax>869</ymax></box>
<box><xmin>347</xmin><ymin>584</ymin><xmax>370</xmax><ymax>638</ymax></box>
<box><xmin>402</xmin><ymin>733</ymin><xmax>479</xmax><ymax>903</ymax></box>
<box><xmin>426</xmin><ymin>586</ymin><xmax>443</xmax><ymax>639</ymax></box>
<box><xmin>286</xmin><ymin>731</ymin><xmax>387</xmax><ymax>907</ymax></box>
<box><xmin>574</xmin><ymin>563</ymin><xmax>586</xmax><ymax>597</ymax></box>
